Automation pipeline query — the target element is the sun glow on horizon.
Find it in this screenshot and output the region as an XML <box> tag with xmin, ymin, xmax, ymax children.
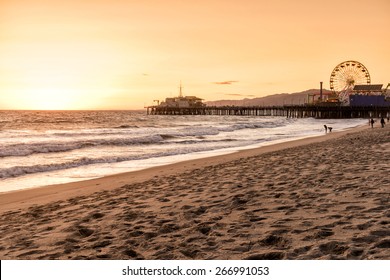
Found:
<box><xmin>10</xmin><ymin>88</ymin><xmax>82</xmax><ymax>110</ymax></box>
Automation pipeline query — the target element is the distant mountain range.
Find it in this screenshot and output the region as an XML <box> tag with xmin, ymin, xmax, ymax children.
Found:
<box><xmin>205</xmin><ymin>89</ymin><xmax>333</xmax><ymax>107</ymax></box>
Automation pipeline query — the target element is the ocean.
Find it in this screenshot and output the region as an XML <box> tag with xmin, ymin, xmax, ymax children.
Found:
<box><xmin>0</xmin><ymin>110</ymin><xmax>367</xmax><ymax>193</ymax></box>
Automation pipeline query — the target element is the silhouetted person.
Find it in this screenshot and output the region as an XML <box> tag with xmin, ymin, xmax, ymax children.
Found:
<box><xmin>370</xmin><ymin>118</ymin><xmax>375</xmax><ymax>128</ymax></box>
<box><xmin>380</xmin><ymin>118</ymin><xmax>385</xmax><ymax>128</ymax></box>
<box><xmin>324</xmin><ymin>125</ymin><xmax>328</xmax><ymax>133</ymax></box>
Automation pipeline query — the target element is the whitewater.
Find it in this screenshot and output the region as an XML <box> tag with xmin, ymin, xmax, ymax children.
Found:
<box><xmin>0</xmin><ymin>110</ymin><xmax>367</xmax><ymax>192</ymax></box>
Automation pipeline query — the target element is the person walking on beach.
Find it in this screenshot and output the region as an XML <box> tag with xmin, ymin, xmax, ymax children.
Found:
<box><xmin>370</xmin><ymin>118</ymin><xmax>375</xmax><ymax>128</ymax></box>
<box><xmin>324</xmin><ymin>125</ymin><xmax>328</xmax><ymax>133</ymax></box>
<box><xmin>380</xmin><ymin>117</ymin><xmax>385</xmax><ymax>128</ymax></box>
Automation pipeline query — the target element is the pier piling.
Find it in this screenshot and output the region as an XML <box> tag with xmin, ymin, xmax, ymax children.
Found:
<box><xmin>146</xmin><ymin>105</ymin><xmax>389</xmax><ymax>119</ymax></box>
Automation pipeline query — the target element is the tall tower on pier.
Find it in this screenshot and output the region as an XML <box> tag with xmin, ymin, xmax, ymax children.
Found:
<box><xmin>179</xmin><ymin>81</ymin><xmax>183</xmax><ymax>98</ymax></box>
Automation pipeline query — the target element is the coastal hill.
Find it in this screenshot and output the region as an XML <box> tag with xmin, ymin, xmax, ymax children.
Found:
<box><xmin>205</xmin><ymin>89</ymin><xmax>333</xmax><ymax>107</ymax></box>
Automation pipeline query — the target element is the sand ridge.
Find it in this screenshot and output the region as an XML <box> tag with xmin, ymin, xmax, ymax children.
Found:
<box><xmin>0</xmin><ymin>125</ymin><xmax>389</xmax><ymax>259</ymax></box>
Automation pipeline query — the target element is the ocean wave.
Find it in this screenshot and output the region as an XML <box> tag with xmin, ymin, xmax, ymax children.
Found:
<box><xmin>159</xmin><ymin>134</ymin><xmax>177</xmax><ymax>140</ymax></box>
<box><xmin>0</xmin><ymin>134</ymin><xmax>165</xmax><ymax>157</ymax></box>
<box><xmin>160</xmin><ymin>122</ymin><xmax>270</xmax><ymax>137</ymax></box>
<box><xmin>0</xmin><ymin>142</ymin><xmax>243</xmax><ymax>179</ymax></box>
<box><xmin>0</xmin><ymin>122</ymin><xmax>271</xmax><ymax>157</ymax></box>
<box><xmin>0</xmin><ymin>133</ymin><xmax>241</xmax><ymax>158</ymax></box>
<box><xmin>114</xmin><ymin>125</ymin><xmax>139</xmax><ymax>129</ymax></box>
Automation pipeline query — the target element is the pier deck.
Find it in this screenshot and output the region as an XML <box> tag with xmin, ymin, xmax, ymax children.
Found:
<box><xmin>146</xmin><ymin>105</ymin><xmax>390</xmax><ymax>119</ymax></box>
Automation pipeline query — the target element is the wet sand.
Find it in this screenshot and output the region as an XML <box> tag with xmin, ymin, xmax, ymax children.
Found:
<box><xmin>0</xmin><ymin>125</ymin><xmax>389</xmax><ymax>259</ymax></box>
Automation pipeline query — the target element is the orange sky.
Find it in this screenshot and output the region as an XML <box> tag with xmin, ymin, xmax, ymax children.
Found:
<box><xmin>1</xmin><ymin>0</ymin><xmax>389</xmax><ymax>110</ymax></box>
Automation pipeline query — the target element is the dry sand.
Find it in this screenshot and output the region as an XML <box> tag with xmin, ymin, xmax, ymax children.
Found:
<box><xmin>0</xmin><ymin>125</ymin><xmax>389</xmax><ymax>260</ymax></box>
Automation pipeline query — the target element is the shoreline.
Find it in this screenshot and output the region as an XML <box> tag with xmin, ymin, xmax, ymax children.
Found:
<box><xmin>0</xmin><ymin>118</ymin><xmax>366</xmax><ymax>194</ymax></box>
<box><xmin>0</xmin><ymin>125</ymin><xmax>366</xmax><ymax>212</ymax></box>
<box><xmin>0</xmin><ymin>124</ymin><xmax>389</xmax><ymax>260</ymax></box>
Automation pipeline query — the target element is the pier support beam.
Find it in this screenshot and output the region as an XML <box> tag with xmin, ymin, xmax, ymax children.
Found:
<box><xmin>145</xmin><ymin>105</ymin><xmax>390</xmax><ymax>119</ymax></box>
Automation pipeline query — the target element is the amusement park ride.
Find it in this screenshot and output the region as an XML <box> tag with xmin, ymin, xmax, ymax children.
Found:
<box><xmin>325</xmin><ymin>60</ymin><xmax>389</xmax><ymax>105</ymax></box>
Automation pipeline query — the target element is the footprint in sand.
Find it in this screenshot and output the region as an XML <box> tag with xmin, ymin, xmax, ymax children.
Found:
<box><xmin>244</xmin><ymin>251</ymin><xmax>285</xmax><ymax>260</ymax></box>
<box><xmin>318</xmin><ymin>241</ymin><xmax>348</xmax><ymax>256</ymax></box>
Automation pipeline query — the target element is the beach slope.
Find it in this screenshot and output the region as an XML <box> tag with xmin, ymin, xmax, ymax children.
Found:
<box><xmin>0</xmin><ymin>125</ymin><xmax>389</xmax><ymax>259</ymax></box>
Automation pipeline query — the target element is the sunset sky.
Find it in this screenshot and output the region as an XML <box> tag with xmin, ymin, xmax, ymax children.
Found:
<box><xmin>1</xmin><ymin>0</ymin><xmax>389</xmax><ymax>110</ymax></box>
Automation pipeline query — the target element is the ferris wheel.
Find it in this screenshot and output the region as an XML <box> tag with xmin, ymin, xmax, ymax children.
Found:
<box><xmin>329</xmin><ymin>60</ymin><xmax>371</xmax><ymax>102</ymax></box>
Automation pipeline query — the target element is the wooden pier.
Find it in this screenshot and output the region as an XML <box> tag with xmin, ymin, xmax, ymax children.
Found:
<box><xmin>146</xmin><ymin>105</ymin><xmax>390</xmax><ymax>119</ymax></box>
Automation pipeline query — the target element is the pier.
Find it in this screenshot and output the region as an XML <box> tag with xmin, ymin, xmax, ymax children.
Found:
<box><xmin>146</xmin><ymin>105</ymin><xmax>390</xmax><ymax>119</ymax></box>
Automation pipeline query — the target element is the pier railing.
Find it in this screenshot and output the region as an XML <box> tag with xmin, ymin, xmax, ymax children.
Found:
<box><xmin>146</xmin><ymin>105</ymin><xmax>390</xmax><ymax>118</ymax></box>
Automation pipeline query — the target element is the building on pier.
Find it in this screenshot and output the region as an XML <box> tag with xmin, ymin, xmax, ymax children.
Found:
<box><xmin>349</xmin><ymin>84</ymin><xmax>390</xmax><ymax>106</ymax></box>
<box><xmin>156</xmin><ymin>82</ymin><xmax>205</xmax><ymax>108</ymax></box>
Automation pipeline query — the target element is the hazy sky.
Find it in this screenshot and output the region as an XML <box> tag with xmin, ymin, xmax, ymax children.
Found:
<box><xmin>1</xmin><ymin>0</ymin><xmax>389</xmax><ymax>110</ymax></box>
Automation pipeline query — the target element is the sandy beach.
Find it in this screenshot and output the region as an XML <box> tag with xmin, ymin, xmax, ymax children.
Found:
<box><xmin>0</xmin><ymin>124</ymin><xmax>389</xmax><ymax>260</ymax></box>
